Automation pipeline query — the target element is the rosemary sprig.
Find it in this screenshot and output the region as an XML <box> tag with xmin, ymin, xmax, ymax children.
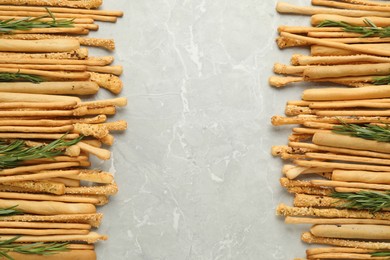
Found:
<box><xmin>317</xmin><ymin>18</ymin><xmax>390</xmax><ymax>38</ymax></box>
<box><xmin>371</xmin><ymin>251</ymin><xmax>390</xmax><ymax>257</ymax></box>
<box><xmin>0</xmin><ymin>206</ymin><xmax>23</xmax><ymax>217</ymax></box>
<box><xmin>373</xmin><ymin>75</ymin><xmax>390</xmax><ymax>85</ymax></box>
<box><xmin>0</xmin><ymin>9</ymin><xmax>74</xmax><ymax>34</ymax></box>
<box><xmin>331</xmin><ymin>190</ymin><xmax>390</xmax><ymax>212</ymax></box>
<box><xmin>333</xmin><ymin>123</ymin><xmax>390</xmax><ymax>142</ymax></box>
<box><xmin>0</xmin><ymin>136</ymin><xmax>82</xmax><ymax>169</ymax></box>
<box><xmin>0</xmin><ymin>236</ymin><xmax>69</xmax><ymax>260</ymax></box>
<box><xmin>0</xmin><ymin>73</ymin><xmax>43</xmax><ymax>83</ymax></box>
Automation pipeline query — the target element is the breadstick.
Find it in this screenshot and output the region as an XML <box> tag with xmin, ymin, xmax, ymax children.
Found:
<box><xmin>313</xmin><ymin>132</ymin><xmax>390</xmax><ymax>154</ymax></box>
<box><xmin>0</xmin><ymin>39</ymin><xmax>79</xmax><ymax>53</ymax></box>
<box><xmin>0</xmin><ymin>101</ymin><xmax>76</xmax><ymax>109</ymax></box>
<box><xmin>0</xmin><ymin>57</ymin><xmax>107</xmax><ymax>66</ymax></box>
<box><xmin>311</xmin><ymin>14</ymin><xmax>390</xmax><ymax>27</ymax></box>
<box><xmin>0</xmin><ymin>0</ymin><xmax>103</xmax><ymax>9</ymax></box>
<box><xmin>0</xmin><ymin>48</ymin><xmax>88</xmax><ymax>60</ymax></box>
<box><xmin>65</xmin><ymin>183</ymin><xmax>118</xmax><ymax>195</ymax></box>
<box><xmin>0</xmin><ymin>213</ymin><xmax>103</xmax><ymax>227</ymax></box>
<box><xmin>309</xmin><ymin>100</ymin><xmax>390</xmax><ymax>109</ymax></box>
<box><xmin>0</xmin><ymin>125</ymin><xmax>73</xmax><ymax>133</ymax></box>
<box><xmin>0</xmin><ymin>67</ymin><xmax>90</xmax><ymax>80</ymax></box>
<box><xmin>286</xmin><ymin>216</ymin><xmax>390</xmax><ymax>225</ymax></box>
<box><xmin>286</xmin><ymin>186</ymin><xmax>333</xmax><ymax>196</ymax></box>
<box><xmin>272</xmin><ymin>115</ymin><xmax>390</xmax><ymax>126</ymax></box>
<box><xmin>312</xmin><ymin>179</ymin><xmax>390</xmax><ymax>191</ymax></box>
<box><xmin>89</xmin><ymin>72</ymin><xmax>122</xmax><ymax>94</ymax></box>
<box><xmin>81</xmin><ymin>98</ymin><xmax>127</xmax><ymax>108</ymax></box>
<box><xmin>5</xmin><ymin>181</ymin><xmax>65</xmax><ymax>195</ymax></box>
<box><xmin>311</xmin><ymin>44</ymin><xmax>390</xmax><ymax>56</ymax></box>
<box><xmin>311</xmin><ymin>224</ymin><xmax>390</xmax><ymax>240</ymax></box>
<box><xmin>0</xmin><ymin>81</ymin><xmax>99</xmax><ymax>95</ymax></box>
<box><xmin>316</xmin><ymin>109</ymin><xmax>390</xmax><ymax>117</ymax></box>
<box><xmin>313</xmin><ymin>0</ymin><xmax>390</xmax><ymax>11</ymax></box>
<box><xmin>277</xmin><ymin>203</ymin><xmax>390</xmax><ymax>220</ymax></box>
<box><xmin>303</xmin><ymin>85</ymin><xmax>390</xmax><ymax>101</ymax></box>
<box><xmin>6</xmin><ymin>250</ymin><xmax>96</xmax><ymax>260</ymax></box>
<box><xmin>76</xmin><ymin>142</ymin><xmax>110</xmax><ymax>160</ymax></box>
<box><xmin>0</xmin><ymin>198</ymin><xmax>96</xmax><ymax>215</ymax></box>
<box><xmin>0</xmin><ymin>64</ymin><xmax>86</xmax><ymax>71</ymax></box>
<box><xmin>289</xmin><ymin>142</ymin><xmax>390</xmax><ymax>159</ymax></box>
<box><xmin>48</xmin><ymin>178</ymin><xmax>80</xmax><ymax>187</ymax></box>
<box><xmin>0</xmin><ymin>162</ymin><xmax>80</xmax><ymax>176</ymax></box>
<box><xmin>0</xmin><ymin>228</ymin><xmax>89</xmax><ymax>235</ymax></box>
<box><xmin>333</xmin><ymin>170</ymin><xmax>390</xmax><ymax>184</ymax></box>
<box><xmin>306</xmin><ymin>152</ymin><xmax>390</xmax><ymax>166</ymax></box>
<box><xmin>273</xmin><ymin>63</ymin><xmax>307</xmax><ymax>75</ymax></box>
<box><xmin>68</xmin><ymin>170</ymin><xmax>114</xmax><ymax>184</ymax></box>
<box><xmin>0</xmin><ymin>221</ymin><xmax>91</xmax><ymax>230</ymax></box>
<box><xmin>303</xmin><ymin>63</ymin><xmax>390</xmax><ymax>79</ymax></box>
<box><xmin>303</xmin><ymin>122</ymin><xmax>335</xmax><ymax>129</ymax></box>
<box><xmin>291</xmin><ymin>54</ymin><xmax>390</xmax><ymax>66</ymax></box>
<box><xmin>307</xmin><ymin>252</ymin><xmax>388</xmax><ymax>259</ymax></box>
<box><xmin>0</xmin><ymin>232</ymin><xmax>106</xmax><ymax>244</ymax></box>
<box><xmin>276</xmin><ymin>2</ymin><xmax>390</xmax><ymax>17</ymax></box>
<box><xmin>0</xmin><ymin>170</ymin><xmax>80</xmax><ymax>183</ymax></box>
<box><xmin>302</xmin><ymin>232</ymin><xmax>390</xmax><ymax>250</ymax></box>
<box><xmin>294</xmin><ymin>194</ymin><xmax>345</xmax><ymax>208</ymax></box>
<box><xmin>0</xmin><ymin>191</ymin><xmax>99</xmax><ymax>204</ymax></box>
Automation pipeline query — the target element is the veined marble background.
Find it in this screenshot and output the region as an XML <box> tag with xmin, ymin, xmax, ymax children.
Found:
<box><xmin>95</xmin><ymin>0</ymin><xmax>311</xmax><ymax>259</ymax></box>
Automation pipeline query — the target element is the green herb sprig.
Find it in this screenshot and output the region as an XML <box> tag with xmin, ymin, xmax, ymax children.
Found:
<box><xmin>333</xmin><ymin>123</ymin><xmax>390</xmax><ymax>142</ymax></box>
<box><xmin>0</xmin><ymin>73</ymin><xmax>43</xmax><ymax>83</ymax></box>
<box><xmin>317</xmin><ymin>19</ymin><xmax>390</xmax><ymax>38</ymax></box>
<box><xmin>373</xmin><ymin>75</ymin><xmax>390</xmax><ymax>85</ymax></box>
<box><xmin>371</xmin><ymin>251</ymin><xmax>390</xmax><ymax>257</ymax></box>
<box><xmin>0</xmin><ymin>9</ymin><xmax>74</xmax><ymax>34</ymax></box>
<box><xmin>0</xmin><ymin>206</ymin><xmax>22</xmax><ymax>217</ymax></box>
<box><xmin>0</xmin><ymin>236</ymin><xmax>69</xmax><ymax>260</ymax></box>
<box><xmin>0</xmin><ymin>136</ymin><xmax>82</xmax><ymax>170</ymax></box>
<box><xmin>331</xmin><ymin>190</ymin><xmax>390</xmax><ymax>212</ymax></box>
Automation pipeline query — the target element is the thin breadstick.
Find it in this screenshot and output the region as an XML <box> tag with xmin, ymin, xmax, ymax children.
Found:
<box><xmin>0</xmin><ymin>191</ymin><xmax>99</xmax><ymax>204</ymax></box>
<box><xmin>294</xmin><ymin>194</ymin><xmax>346</xmax><ymax>208</ymax></box>
<box><xmin>286</xmin><ymin>216</ymin><xmax>390</xmax><ymax>225</ymax></box>
<box><xmin>0</xmin><ymin>228</ymin><xmax>89</xmax><ymax>236</ymax></box>
<box><xmin>0</xmin><ymin>198</ymin><xmax>96</xmax><ymax>215</ymax></box>
<box><xmin>316</xmin><ymin>109</ymin><xmax>390</xmax><ymax>116</ymax></box>
<box><xmin>311</xmin><ymin>14</ymin><xmax>390</xmax><ymax>27</ymax></box>
<box><xmin>0</xmin><ymin>67</ymin><xmax>90</xmax><ymax>80</ymax></box>
<box><xmin>289</xmin><ymin>142</ymin><xmax>390</xmax><ymax>159</ymax></box>
<box><xmin>65</xmin><ymin>183</ymin><xmax>118</xmax><ymax>196</ymax></box>
<box><xmin>0</xmin><ymin>162</ymin><xmax>80</xmax><ymax>176</ymax></box>
<box><xmin>89</xmin><ymin>72</ymin><xmax>122</xmax><ymax>94</ymax></box>
<box><xmin>291</xmin><ymin>54</ymin><xmax>390</xmax><ymax>66</ymax></box>
<box><xmin>0</xmin><ymin>92</ymin><xmax>80</xmax><ymax>103</ymax></box>
<box><xmin>303</xmin><ymin>122</ymin><xmax>335</xmax><ymax>129</ymax></box>
<box><xmin>312</xmin><ymin>179</ymin><xmax>390</xmax><ymax>191</ymax></box>
<box><xmin>311</xmin><ymin>44</ymin><xmax>390</xmax><ymax>56</ymax></box>
<box><xmin>307</xmin><ymin>252</ymin><xmax>388</xmax><ymax>259</ymax></box>
<box><xmin>85</xmin><ymin>106</ymin><xmax>116</xmax><ymax>116</ymax></box>
<box><xmin>0</xmin><ymin>170</ymin><xmax>80</xmax><ymax>183</ymax></box>
<box><xmin>0</xmin><ymin>221</ymin><xmax>91</xmax><ymax>230</ymax></box>
<box><xmin>310</xmin><ymin>100</ymin><xmax>390</xmax><ymax>109</ymax></box>
<box><xmin>273</xmin><ymin>63</ymin><xmax>307</xmax><ymax>75</ymax></box>
<box><xmin>292</xmin><ymin>128</ymin><xmax>329</xmax><ymax>134</ymax></box>
<box><xmin>272</xmin><ymin>115</ymin><xmax>390</xmax><ymax>126</ymax></box>
<box><xmin>332</xmin><ymin>170</ymin><xmax>390</xmax><ymax>184</ymax></box>
<box><xmin>76</xmin><ymin>142</ymin><xmax>110</xmax><ymax>160</ymax></box>
<box><xmin>0</xmin><ymin>125</ymin><xmax>73</xmax><ymax>133</ymax></box>
<box><xmin>6</xmin><ymin>181</ymin><xmax>65</xmax><ymax>195</ymax></box>
<box><xmin>0</xmin><ymin>48</ymin><xmax>88</xmax><ymax>60</ymax></box>
<box><xmin>48</xmin><ymin>177</ymin><xmax>80</xmax><ymax>187</ymax></box>
<box><xmin>302</xmin><ymin>232</ymin><xmax>390</xmax><ymax>250</ymax></box>
<box><xmin>6</xmin><ymin>250</ymin><xmax>96</xmax><ymax>260</ymax></box>
<box><xmin>303</xmin><ymin>63</ymin><xmax>390</xmax><ymax>79</ymax></box>
<box><xmin>0</xmin><ymin>5</ymin><xmax>123</xmax><ymax>17</ymax></box>
<box><xmin>0</xmin><ymin>108</ymin><xmax>87</xmax><ymax>117</ymax></box>
<box><xmin>87</xmin><ymin>65</ymin><xmax>122</xmax><ymax>75</ymax></box>
<box><xmin>0</xmin><ymin>101</ymin><xmax>76</xmax><ymax>109</ymax></box>
<box><xmin>23</xmin><ymin>156</ymin><xmax>88</xmax><ymax>164</ymax></box>
<box><xmin>0</xmin><ymin>57</ymin><xmax>107</xmax><ymax>66</ymax></box>
<box><xmin>303</xmin><ymin>85</ymin><xmax>390</xmax><ymax>101</ymax></box>
<box><xmin>0</xmin><ymin>39</ymin><xmax>79</xmax><ymax>53</ymax></box>
<box><xmin>0</xmin><ymin>0</ymin><xmax>103</xmax><ymax>9</ymax></box>
<box><xmin>313</xmin><ymin>0</ymin><xmax>390</xmax><ymax>12</ymax></box>
<box><xmin>276</xmin><ymin>2</ymin><xmax>390</xmax><ymax>17</ymax></box>
<box><xmin>0</xmin><ymin>213</ymin><xmax>103</xmax><ymax>227</ymax></box>
<box><xmin>313</xmin><ymin>132</ymin><xmax>390</xmax><ymax>154</ymax></box>
<box><xmin>0</xmin><ymin>64</ymin><xmax>86</xmax><ymax>71</ymax></box>
<box><xmin>277</xmin><ymin>203</ymin><xmax>390</xmax><ymax>220</ymax></box>
<box><xmin>311</xmin><ymin>224</ymin><xmax>390</xmax><ymax>240</ymax></box>
<box><xmin>0</xmin><ymin>232</ymin><xmax>107</xmax><ymax>244</ymax></box>
<box><xmin>68</xmin><ymin>170</ymin><xmax>114</xmax><ymax>184</ymax></box>
<box><xmin>306</xmin><ymin>152</ymin><xmax>390</xmax><ymax>166</ymax></box>
<box><xmin>296</xmin><ymin>159</ymin><xmax>390</xmax><ymax>172</ymax></box>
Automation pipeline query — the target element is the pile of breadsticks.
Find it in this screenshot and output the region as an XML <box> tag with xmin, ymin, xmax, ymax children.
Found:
<box><xmin>272</xmin><ymin>1</ymin><xmax>390</xmax><ymax>260</ymax></box>
<box><xmin>0</xmin><ymin>1</ymin><xmax>126</xmax><ymax>259</ymax></box>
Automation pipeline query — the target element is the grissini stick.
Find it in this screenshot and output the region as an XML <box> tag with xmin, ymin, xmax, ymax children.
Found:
<box><xmin>302</xmin><ymin>231</ymin><xmax>390</xmax><ymax>250</ymax></box>
<box><xmin>305</xmin><ymin>152</ymin><xmax>390</xmax><ymax>166</ymax></box>
<box><xmin>276</xmin><ymin>2</ymin><xmax>390</xmax><ymax>17</ymax></box>
<box><xmin>0</xmin><ymin>48</ymin><xmax>88</xmax><ymax>60</ymax></box>
<box><xmin>0</xmin><ymin>5</ymin><xmax>123</xmax><ymax>17</ymax></box>
<box><xmin>311</xmin><ymin>14</ymin><xmax>390</xmax><ymax>27</ymax></box>
<box><xmin>0</xmin><ymin>57</ymin><xmax>109</xmax><ymax>66</ymax></box>
<box><xmin>313</xmin><ymin>132</ymin><xmax>390</xmax><ymax>154</ymax></box>
<box><xmin>311</xmin><ymin>224</ymin><xmax>390</xmax><ymax>240</ymax></box>
<box><xmin>311</xmin><ymin>44</ymin><xmax>390</xmax><ymax>56</ymax></box>
<box><xmin>0</xmin><ymin>39</ymin><xmax>80</xmax><ymax>53</ymax></box>
<box><xmin>0</xmin><ymin>0</ymin><xmax>103</xmax><ymax>9</ymax></box>
<box><xmin>302</xmin><ymin>85</ymin><xmax>390</xmax><ymax>101</ymax></box>
<box><xmin>311</xmin><ymin>179</ymin><xmax>390</xmax><ymax>191</ymax></box>
<box><xmin>0</xmin><ymin>228</ymin><xmax>89</xmax><ymax>235</ymax></box>
<box><xmin>0</xmin><ymin>170</ymin><xmax>80</xmax><ymax>183</ymax></box>
<box><xmin>295</xmin><ymin>159</ymin><xmax>390</xmax><ymax>172</ymax></box>
<box><xmin>281</xmin><ymin>32</ymin><xmax>390</xmax><ymax>56</ymax></box>
<box><xmin>277</xmin><ymin>203</ymin><xmax>390</xmax><ymax>220</ymax></box>
<box><xmin>291</xmin><ymin>54</ymin><xmax>390</xmax><ymax>66</ymax></box>
<box><xmin>6</xmin><ymin>250</ymin><xmax>97</xmax><ymax>260</ymax></box>
<box><xmin>307</xmin><ymin>252</ymin><xmax>388</xmax><ymax>259</ymax></box>
<box><xmin>0</xmin><ymin>198</ymin><xmax>96</xmax><ymax>215</ymax></box>
<box><xmin>0</xmin><ymin>92</ymin><xmax>80</xmax><ymax>103</ymax></box>
<box><xmin>272</xmin><ymin>115</ymin><xmax>390</xmax><ymax>126</ymax></box>
<box><xmin>0</xmin><ymin>81</ymin><xmax>99</xmax><ymax>95</ymax></box>
<box><xmin>0</xmin><ymin>191</ymin><xmax>99</xmax><ymax>204</ymax></box>
<box><xmin>278</xmin><ymin>26</ymin><xmax>344</xmax><ymax>33</ymax></box>
<box><xmin>0</xmin><ymin>232</ymin><xmax>107</xmax><ymax>243</ymax></box>
<box><xmin>307</xmin><ymin>247</ymin><xmax>377</xmax><ymax>256</ymax></box>
<box><xmin>0</xmin><ymin>162</ymin><xmax>80</xmax><ymax>176</ymax></box>
<box><xmin>303</xmin><ymin>63</ymin><xmax>390</xmax><ymax>79</ymax></box>
<box><xmin>0</xmin><ymin>221</ymin><xmax>91</xmax><ymax>229</ymax></box>
<box><xmin>285</xmin><ymin>216</ymin><xmax>390</xmax><ymax>225</ymax></box>
<box><xmin>313</xmin><ymin>0</ymin><xmax>390</xmax><ymax>9</ymax></box>
<box><xmin>0</xmin><ymin>64</ymin><xmax>87</xmax><ymax>71</ymax></box>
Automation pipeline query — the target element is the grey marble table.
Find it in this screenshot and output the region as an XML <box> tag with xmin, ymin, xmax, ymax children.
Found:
<box><xmin>95</xmin><ymin>1</ymin><xmax>311</xmax><ymax>259</ymax></box>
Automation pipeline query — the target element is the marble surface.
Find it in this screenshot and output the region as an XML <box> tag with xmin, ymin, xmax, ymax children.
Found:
<box><xmin>95</xmin><ymin>0</ymin><xmax>311</xmax><ymax>259</ymax></box>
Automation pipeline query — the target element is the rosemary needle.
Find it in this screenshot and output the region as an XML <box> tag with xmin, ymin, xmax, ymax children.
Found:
<box><xmin>333</xmin><ymin>123</ymin><xmax>390</xmax><ymax>142</ymax></box>
<box><xmin>0</xmin><ymin>9</ymin><xmax>74</xmax><ymax>34</ymax></box>
<box><xmin>332</xmin><ymin>190</ymin><xmax>390</xmax><ymax>212</ymax></box>
<box><xmin>371</xmin><ymin>251</ymin><xmax>390</xmax><ymax>257</ymax></box>
<box><xmin>0</xmin><ymin>136</ymin><xmax>82</xmax><ymax>169</ymax></box>
<box><xmin>317</xmin><ymin>18</ymin><xmax>390</xmax><ymax>38</ymax></box>
<box><xmin>0</xmin><ymin>236</ymin><xmax>69</xmax><ymax>260</ymax></box>
<box><xmin>0</xmin><ymin>206</ymin><xmax>23</xmax><ymax>217</ymax></box>
<box><xmin>373</xmin><ymin>75</ymin><xmax>390</xmax><ymax>85</ymax></box>
<box><xmin>0</xmin><ymin>73</ymin><xmax>43</xmax><ymax>83</ymax></box>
